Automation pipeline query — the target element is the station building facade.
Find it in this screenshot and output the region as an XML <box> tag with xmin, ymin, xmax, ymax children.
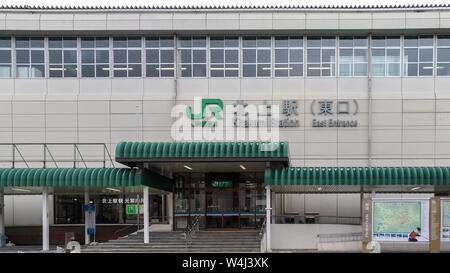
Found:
<box><xmin>0</xmin><ymin>5</ymin><xmax>449</xmax><ymax>250</ymax></box>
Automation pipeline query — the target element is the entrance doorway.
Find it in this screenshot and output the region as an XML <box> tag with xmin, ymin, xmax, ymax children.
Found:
<box><xmin>174</xmin><ymin>172</ymin><xmax>266</xmax><ymax>230</ymax></box>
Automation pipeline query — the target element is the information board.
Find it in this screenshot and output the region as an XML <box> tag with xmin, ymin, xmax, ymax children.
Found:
<box><xmin>372</xmin><ymin>199</ymin><xmax>429</xmax><ymax>242</ymax></box>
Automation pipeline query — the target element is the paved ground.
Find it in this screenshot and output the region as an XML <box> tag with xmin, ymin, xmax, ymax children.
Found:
<box><xmin>0</xmin><ymin>245</ymin><xmax>89</xmax><ymax>253</ymax></box>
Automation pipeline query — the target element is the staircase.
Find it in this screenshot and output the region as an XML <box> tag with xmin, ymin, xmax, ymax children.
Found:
<box><xmin>82</xmin><ymin>231</ymin><xmax>261</xmax><ymax>253</ymax></box>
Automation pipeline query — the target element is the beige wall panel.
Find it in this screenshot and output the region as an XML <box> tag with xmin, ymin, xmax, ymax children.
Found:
<box><xmin>403</xmin><ymin>99</ymin><xmax>435</xmax><ymax>113</ymax></box>
<box><xmin>402</xmin><ymin>143</ymin><xmax>435</xmax><ymax>156</ymax></box>
<box><xmin>74</xmin><ymin>13</ymin><xmax>108</xmax><ymax>30</ymax></box>
<box><xmin>111</xmin><ymin>100</ymin><xmax>143</xmax><ymax>114</ymax></box>
<box><xmin>304</xmin><ymin>160</ymin><xmax>338</xmax><ymax>167</ymax></box>
<box><xmin>273</xmin><ymin>78</ymin><xmax>305</xmax><ymax>100</ymax></box>
<box><xmin>372</xmin><ymin>129</ymin><xmax>402</xmax><ymax>142</ymax></box>
<box><xmin>12</xmin><ymin>101</ymin><xmax>45</xmax><ymax>115</ymax></box>
<box><xmin>143</xmin><ymin>79</ymin><xmax>175</xmax><ymax>100</ymax></box>
<box><xmin>46</xmin><ymin>114</ymin><xmax>77</xmax><ymax>128</ymax></box>
<box><xmin>0</xmin><ymin>79</ymin><xmax>14</xmax><ymax>99</ymax></box>
<box><xmin>371</xmin><ymin>78</ymin><xmax>402</xmax><ymax>99</ymax></box>
<box><xmin>176</xmin><ymin>79</ymin><xmax>209</xmax><ymax>100</ymax></box>
<box><xmin>78</xmin><ymin>100</ymin><xmax>110</xmax><ymax>114</ymax></box>
<box><xmin>78</xmin><ymin>114</ymin><xmax>110</xmax><ymax>128</ymax></box>
<box><xmin>45</xmin><ymin>101</ymin><xmax>77</xmax><ymax>114</ymax></box>
<box><xmin>208</xmin><ymin>79</ymin><xmax>241</xmax><ymax>99</ymax></box>
<box><xmin>78</xmin><ymin>130</ymin><xmax>110</xmax><ymax>143</ymax></box>
<box><xmin>45</xmin><ymin>130</ymin><xmax>78</xmax><ymax>143</ymax></box>
<box><xmin>435</xmin><ymin>78</ymin><xmax>450</xmax><ymax>99</ymax></box>
<box><xmin>79</xmin><ymin>78</ymin><xmax>112</xmax><ymax>98</ymax></box>
<box><xmin>111</xmin><ymin>79</ymin><xmax>144</xmax><ymax>100</ymax></box>
<box><xmin>241</xmin><ymin>79</ymin><xmax>272</xmax><ymax>100</ymax></box>
<box><xmin>371</xmin><ymin>142</ymin><xmax>402</xmax><ymax>156</ymax></box>
<box><xmin>13</xmin><ymin>114</ymin><xmax>45</xmax><ymax>128</ymax></box>
<box><xmin>372</xmin><ymin>113</ymin><xmax>402</xmax><ymax>127</ymax></box>
<box><xmin>12</xmin><ymin>130</ymin><xmax>45</xmax><ymax>143</ymax></box>
<box><xmin>5</xmin><ymin>13</ymin><xmax>40</xmax><ymax>30</ymax></box>
<box><xmin>40</xmin><ymin>14</ymin><xmax>74</xmax><ymax>30</ymax></box>
<box><xmin>305</xmin><ymin>78</ymin><xmax>338</xmax><ymax>99</ymax></box>
<box><xmin>338</xmin><ymin>142</ymin><xmax>368</xmax><ymax>156</ymax></box>
<box><xmin>107</xmin><ymin>14</ymin><xmax>140</xmax><ymax>30</ymax></box>
<box><xmin>402</xmin><ymin>78</ymin><xmax>435</xmax><ymax>99</ymax></box>
<box><xmin>143</xmin><ymin>100</ymin><xmax>175</xmax><ymax>114</ymax></box>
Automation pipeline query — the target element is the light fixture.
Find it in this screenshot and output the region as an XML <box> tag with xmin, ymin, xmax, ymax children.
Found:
<box><xmin>210</xmin><ymin>67</ymin><xmax>240</xmax><ymax>71</ymax></box>
<box><xmin>308</xmin><ymin>67</ymin><xmax>331</xmax><ymax>70</ymax></box>
<box><xmin>240</xmin><ymin>164</ymin><xmax>246</xmax><ymax>170</ymax></box>
<box><xmin>11</xmin><ymin>188</ymin><xmax>31</xmax><ymax>193</ymax></box>
<box><xmin>262</xmin><ymin>67</ymin><xmax>272</xmax><ymax>70</ymax></box>
<box><xmin>274</xmin><ymin>67</ymin><xmax>293</xmax><ymax>70</ymax></box>
<box><xmin>184</xmin><ymin>165</ymin><xmax>193</xmax><ymax>171</ymax></box>
<box><xmin>156</xmin><ymin>67</ymin><xmax>175</xmax><ymax>70</ymax></box>
<box><xmin>113</xmin><ymin>67</ymin><xmax>133</xmax><ymax>71</ymax></box>
<box><xmin>422</xmin><ymin>66</ymin><xmax>434</xmax><ymax>70</ymax></box>
<box><xmin>410</xmin><ymin>186</ymin><xmax>422</xmax><ymax>191</ymax></box>
<box><xmin>317</xmin><ymin>187</ymin><xmax>323</xmax><ymax>191</ymax></box>
<box><xmin>106</xmin><ymin>187</ymin><xmax>121</xmax><ymax>192</ymax></box>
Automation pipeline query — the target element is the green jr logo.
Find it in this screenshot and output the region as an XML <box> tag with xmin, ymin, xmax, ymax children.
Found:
<box><xmin>186</xmin><ymin>99</ymin><xmax>223</xmax><ymax>127</ymax></box>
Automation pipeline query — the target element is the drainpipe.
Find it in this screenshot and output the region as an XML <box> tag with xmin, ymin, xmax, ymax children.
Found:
<box><xmin>42</xmin><ymin>188</ymin><xmax>49</xmax><ymax>251</ymax></box>
<box><xmin>363</xmin><ymin>33</ymin><xmax>373</xmax><ymax>218</ymax></box>
<box><xmin>265</xmin><ymin>185</ymin><xmax>272</xmax><ymax>252</ymax></box>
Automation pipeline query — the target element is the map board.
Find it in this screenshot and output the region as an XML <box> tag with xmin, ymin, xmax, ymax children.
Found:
<box><xmin>372</xmin><ymin>199</ymin><xmax>429</xmax><ymax>242</ymax></box>
<box><xmin>442</xmin><ymin>199</ymin><xmax>450</xmax><ymax>241</ymax></box>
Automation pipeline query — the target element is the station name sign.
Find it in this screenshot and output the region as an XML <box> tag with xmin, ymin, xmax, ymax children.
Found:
<box><xmin>185</xmin><ymin>98</ymin><xmax>360</xmax><ymax>129</ymax></box>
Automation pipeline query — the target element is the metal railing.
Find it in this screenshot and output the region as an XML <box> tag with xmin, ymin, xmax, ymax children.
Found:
<box><xmin>182</xmin><ymin>215</ymin><xmax>200</xmax><ymax>248</ymax></box>
<box><xmin>317</xmin><ymin>232</ymin><xmax>362</xmax><ymax>243</ymax></box>
<box><xmin>259</xmin><ymin>218</ymin><xmax>266</xmax><ymax>240</ymax></box>
<box><xmin>272</xmin><ymin>215</ymin><xmax>361</xmax><ymax>225</ymax></box>
<box><xmin>0</xmin><ymin>143</ymin><xmax>115</xmax><ymax>168</ymax></box>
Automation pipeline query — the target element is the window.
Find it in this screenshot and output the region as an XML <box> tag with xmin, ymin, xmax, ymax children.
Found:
<box><xmin>242</xmin><ymin>36</ymin><xmax>271</xmax><ymax>77</ymax></box>
<box><xmin>403</xmin><ymin>35</ymin><xmax>434</xmax><ymax>77</ymax></box>
<box><xmin>178</xmin><ymin>37</ymin><xmax>207</xmax><ymax>77</ymax></box>
<box><xmin>371</xmin><ymin>36</ymin><xmax>401</xmax><ymax>77</ymax></box>
<box><xmin>274</xmin><ymin>36</ymin><xmax>303</xmax><ymax>77</ymax></box>
<box><xmin>145</xmin><ymin>36</ymin><xmax>175</xmax><ymax>78</ymax></box>
<box><xmin>113</xmin><ymin>37</ymin><xmax>142</xmax><ymax>77</ymax></box>
<box><xmin>306</xmin><ymin>36</ymin><xmax>336</xmax><ymax>77</ymax></box>
<box><xmin>437</xmin><ymin>35</ymin><xmax>450</xmax><ymax>76</ymax></box>
<box><xmin>15</xmin><ymin>37</ymin><xmax>45</xmax><ymax>78</ymax></box>
<box><xmin>0</xmin><ymin>37</ymin><xmax>12</xmax><ymax>78</ymax></box>
<box><xmin>339</xmin><ymin>36</ymin><xmax>368</xmax><ymax>77</ymax></box>
<box><xmin>210</xmin><ymin>36</ymin><xmax>239</xmax><ymax>78</ymax></box>
<box><xmin>81</xmin><ymin>37</ymin><xmax>110</xmax><ymax>77</ymax></box>
<box><xmin>48</xmin><ymin>37</ymin><xmax>78</xmax><ymax>77</ymax></box>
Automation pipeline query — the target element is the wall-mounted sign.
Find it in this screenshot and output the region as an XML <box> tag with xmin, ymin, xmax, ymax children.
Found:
<box><xmin>311</xmin><ymin>99</ymin><xmax>359</xmax><ymax>128</ymax></box>
<box><xmin>126</xmin><ymin>204</ymin><xmax>144</xmax><ymax>215</ymax></box>
<box><xmin>211</xmin><ymin>181</ymin><xmax>233</xmax><ymax>188</ymax></box>
<box><xmin>372</xmin><ymin>199</ymin><xmax>430</xmax><ymax>242</ymax></box>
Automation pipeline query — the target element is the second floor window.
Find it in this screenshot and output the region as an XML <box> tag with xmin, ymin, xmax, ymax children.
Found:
<box><xmin>49</xmin><ymin>37</ymin><xmax>77</xmax><ymax>77</ymax></box>
<box><xmin>0</xmin><ymin>38</ymin><xmax>11</xmax><ymax>78</ymax></box>
<box><xmin>113</xmin><ymin>37</ymin><xmax>142</xmax><ymax>77</ymax></box>
<box><xmin>210</xmin><ymin>36</ymin><xmax>239</xmax><ymax>78</ymax></box>
<box><xmin>242</xmin><ymin>36</ymin><xmax>271</xmax><ymax>77</ymax></box>
<box><xmin>15</xmin><ymin>37</ymin><xmax>45</xmax><ymax>78</ymax></box>
<box><xmin>339</xmin><ymin>36</ymin><xmax>368</xmax><ymax>77</ymax></box>
<box><xmin>145</xmin><ymin>36</ymin><xmax>175</xmax><ymax>78</ymax></box>
<box><xmin>371</xmin><ymin>36</ymin><xmax>401</xmax><ymax>77</ymax></box>
<box><xmin>178</xmin><ymin>37</ymin><xmax>207</xmax><ymax>77</ymax></box>
<box><xmin>307</xmin><ymin>36</ymin><xmax>336</xmax><ymax>77</ymax></box>
<box><xmin>81</xmin><ymin>37</ymin><xmax>110</xmax><ymax>78</ymax></box>
<box><xmin>437</xmin><ymin>35</ymin><xmax>450</xmax><ymax>76</ymax></box>
<box><xmin>274</xmin><ymin>36</ymin><xmax>303</xmax><ymax>77</ymax></box>
<box><xmin>403</xmin><ymin>35</ymin><xmax>434</xmax><ymax>77</ymax></box>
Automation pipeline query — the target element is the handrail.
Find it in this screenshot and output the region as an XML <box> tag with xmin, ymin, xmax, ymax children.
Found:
<box><xmin>113</xmin><ymin>224</ymin><xmax>138</xmax><ymax>236</ymax></box>
<box><xmin>183</xmin><ymin>215</ymin><xmax>200</xmax><ymax>248</ymax></box>
<box><xmin>259</xmin><ymin>218</ymin><xmax>266</xmax><ymax>240</ymax></box>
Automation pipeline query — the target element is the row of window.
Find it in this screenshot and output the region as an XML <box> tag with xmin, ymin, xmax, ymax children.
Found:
<box><xmin>0</xmin><ymin>35</ymin><xmax>450</xmax><ymax>78</ymax></box>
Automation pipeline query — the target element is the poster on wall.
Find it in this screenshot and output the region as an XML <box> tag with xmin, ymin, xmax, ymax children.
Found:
<box><xmin>441</xmin><ymin>199</ymin><xmax>450</xmax><ymax>241</ymax></box>
<box><xmin>372</xmin><ymin>199</ymin><xmax>429</xmax><ymax>242</ymax></box>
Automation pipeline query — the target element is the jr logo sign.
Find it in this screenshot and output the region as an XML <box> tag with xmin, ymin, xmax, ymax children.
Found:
<box><xmin>186</xmin><ymin>98</ymin><xmax>223</xmax><ymax>127</ymax></box>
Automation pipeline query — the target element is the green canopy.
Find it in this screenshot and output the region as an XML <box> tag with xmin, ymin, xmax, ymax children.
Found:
<box><xmin>0</xmin><ymin>168</ymin><xmax>173</xmax><ymax>192</ymax></box>
<box><xmin>265</xmin><ymin>167</ymin><xmax>450</xmax><ymax>186</ymax></box>
<box><xmin>115</xmin><ymin>141</ymin><xmax>289</xmax><ymax>164</ymax></box>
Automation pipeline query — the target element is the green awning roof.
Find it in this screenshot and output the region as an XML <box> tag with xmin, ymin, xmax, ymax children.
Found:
<box><xmin>265</xmin><ymin>167</ymin><xmax>450</xmax><ymax>186</ymax></box>
<box><xmin>115</xmin><ymin>141</ymin><xmax>289</xmax><ymax>164</ymax></box>
<box><xmin>0</xmin><ymin>168</ymin><xmax>173</xmax><ymax>192</ymax></box>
